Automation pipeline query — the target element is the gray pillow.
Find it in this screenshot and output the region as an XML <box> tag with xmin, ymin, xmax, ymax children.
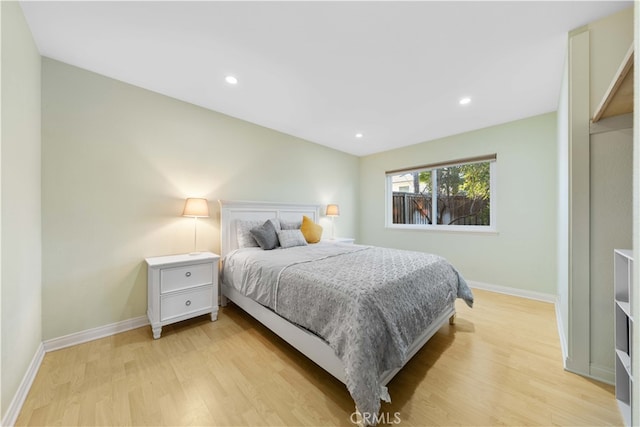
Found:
<box><xmin>236</xmin><ymin>218</ymin><xmax>281</xmax><ymax>248</ymax></box>
<box><xmin>250</xmin><ymin>220</ymin><xmax>279</xmax><ymax>250</ymax></box>
<box><xmin>270</xmin><ymin>217</ymin><xmax>282</xmax><ymax>232</ymax></box>
<box><xmin>277</xmin><ymin>229</ymin><xmax>308</xmax><ymax>249</ymax></box>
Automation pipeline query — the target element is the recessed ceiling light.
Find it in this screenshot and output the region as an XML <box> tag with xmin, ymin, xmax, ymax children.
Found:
<box><xmin>459</xmin><ymin>97</ymin><xmax>471</xmax><ymax>105</ymax></box>
<box><xmin>355</xmin><ymin>133</ymin><xmax>364</xmax><ymax>138</ymax></box>
<box><xmin>225</xmin><ymin>75</ymin><xmax>238</xmax><ymax>85</ymax></box>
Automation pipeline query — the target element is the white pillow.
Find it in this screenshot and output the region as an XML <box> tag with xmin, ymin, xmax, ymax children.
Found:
<box><xmin>277</xmin><ymin>229</ymin><xmax>308</xmax><ymax>249</ymax></box>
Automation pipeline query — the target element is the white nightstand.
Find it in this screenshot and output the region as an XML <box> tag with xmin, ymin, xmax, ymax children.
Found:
<box><xmin>323</xmin><ymin>237</ymin><xmax>355</xmax><ymax>244</ymax></box>
<box><xmin>146</xmin><ymin>252</ymin><xmax>220</xmax><ymax>339</ymax></box>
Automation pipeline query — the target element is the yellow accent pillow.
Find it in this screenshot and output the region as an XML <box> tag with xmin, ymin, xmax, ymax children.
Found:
<box><xmin>300</xmin><ymin>215</ymin><xmax>323</xmax><ymax>243</ymax></box>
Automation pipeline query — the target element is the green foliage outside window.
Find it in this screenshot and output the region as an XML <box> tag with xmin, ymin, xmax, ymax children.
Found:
<box><xmin>391</xmin><ymin>160</ymin><xmax>492</xmax><ymax>226</ymax></box>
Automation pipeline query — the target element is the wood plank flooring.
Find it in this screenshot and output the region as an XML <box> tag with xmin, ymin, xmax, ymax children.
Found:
<box><xmin>16</xmin><ymin>289</ymin><xmax>622</xmax><ymax>426</ymax></box>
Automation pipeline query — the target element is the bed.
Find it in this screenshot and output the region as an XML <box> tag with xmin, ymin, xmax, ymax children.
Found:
<box><xmin>218</xmin><ymin>200</ymin><xmax>473</xmax><ymax>421</ymax></box>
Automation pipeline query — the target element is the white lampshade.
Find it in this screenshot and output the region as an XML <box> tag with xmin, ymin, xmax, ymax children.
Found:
<box><xmin>182</xmin><ymin>198</ymin><xmax>210</xmax><ymax>217</ymax></box>
<box><xmin>326</xmin><ymin>204</ymin><xmax>340</xmax><ymax>217</ymax></box>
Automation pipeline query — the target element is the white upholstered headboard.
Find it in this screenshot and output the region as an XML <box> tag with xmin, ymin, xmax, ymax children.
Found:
<box><xmin>218</xmin><ymin>200</ymin><xmax>321</xmax><ymax>257</ymax></box>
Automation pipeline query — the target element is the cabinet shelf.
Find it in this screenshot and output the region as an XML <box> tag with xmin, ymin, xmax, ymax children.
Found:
<box><xmin>592</xmin><ymin>44</ymin><xmax>634</xmax><ymax>122</ymax></box>
<box><xmin>616</xmin><ymin>349</ymin><xmax>632</xmax><ymax>377</ymax></box>
<box><xmin>617</xmin><ymin>300</ymin><xmax>632</xmax><ymax>319</ymax></box>
<box><xmin>614</xmin><ymin>248</ymin><xmax>633</xmax><ymax>427</ymax></box>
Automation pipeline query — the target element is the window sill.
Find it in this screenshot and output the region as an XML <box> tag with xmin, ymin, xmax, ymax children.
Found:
<box><xmin>386</xmin><ymin>224</ymin><xmax>499</xmax><ymax>235</ymax></box>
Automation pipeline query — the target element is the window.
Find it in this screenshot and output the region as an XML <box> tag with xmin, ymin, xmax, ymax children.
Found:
<box><xmin>386</xmin><ymin>155</ymin><xmax>496</xmax><ymax>231</ymax></box>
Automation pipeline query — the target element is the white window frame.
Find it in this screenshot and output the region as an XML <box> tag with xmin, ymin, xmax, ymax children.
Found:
<box><xmin>385</xmin><ymin>157</ymin><xmax>497</xmax><ymax>233</ymax></box>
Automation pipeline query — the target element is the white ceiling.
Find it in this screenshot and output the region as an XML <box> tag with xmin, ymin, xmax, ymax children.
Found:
<box><xmin>20</xmin><ymin>1</ymin><xmax>632</xmax><ymax>156</ymax></box>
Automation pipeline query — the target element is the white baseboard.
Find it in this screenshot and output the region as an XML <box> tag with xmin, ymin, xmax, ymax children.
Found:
<box><xmin>43</xmin><ymin>315</ymin><xmax>149</xmax><ymax>352</ymax></box>
<box><xmin>467</xmin><ymin>280</ymin><xmax>556</xmax><ymax>303</ymax></box>
<box><xmin>2</xmin><ymin>343</ymin><xmax>45</xmax><ymax>427</ymax></box>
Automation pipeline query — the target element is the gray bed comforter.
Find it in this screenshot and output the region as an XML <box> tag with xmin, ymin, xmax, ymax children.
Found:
<box><xmin>222</xmin><ymin>243</ymin><xmax>473</xmax><ymax>418</ymax></box>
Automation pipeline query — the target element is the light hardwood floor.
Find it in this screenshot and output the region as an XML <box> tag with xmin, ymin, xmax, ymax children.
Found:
<box><xmin>16</xmin><ymin>289</ymin><xmax>622</xmax><ymax>426</ymax></box>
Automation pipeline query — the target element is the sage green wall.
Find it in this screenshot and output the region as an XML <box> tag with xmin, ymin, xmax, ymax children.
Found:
<box><xmin>1</xmin><ymin>1</ymin><xmax>42</xmax><ymax>419</ymax></box>
<box><xmin>42</xmin><ymin>58</ymin><xmax>359</xmax><ymax>340</ymax></box>
<box><xmin>359</xmin><ymin>113</ymin><xmax>557</xmax><ymax>295</ymax></box>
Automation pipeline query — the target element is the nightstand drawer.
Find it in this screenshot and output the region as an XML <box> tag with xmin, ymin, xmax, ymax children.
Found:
<box><xmin>161</xmin><ymin>286</ymin><xmax>213</xmax><ymax>321</ymax></box>
<box><xmin>160</xmin><ymin>263</ymin><xmax>213</xmax><ymax>293</ymax></box>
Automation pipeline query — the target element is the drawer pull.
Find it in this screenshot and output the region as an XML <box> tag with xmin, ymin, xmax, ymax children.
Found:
<box><xmin>185</xmin><ymin>300</ymin><xmax>191</xmax><ymax>306</ymax></box>
<box><xmin>185</xmin><ymin>272</ymin><xmax>191</xmax><ymax>277</ymax></box>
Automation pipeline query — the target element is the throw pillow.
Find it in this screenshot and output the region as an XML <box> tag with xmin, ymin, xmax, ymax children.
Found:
<box><xmin>277</xmin><ymin>229</ymin><xmax>308</xmax><ymax>248</ymax></box>
<box><xmin>236</xmin><ymin>219</ymin><xmax>262</xmax><ymax>248</ymax></box>
<box><xmin>250</xmin><ymin>220</ymin><xmax>279</xmax><ymax>250</ymax></box>
<box><xmin>300</xmin><ymin>215</ymin><xmax>323</xmax><ymax>243</ymax></box>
